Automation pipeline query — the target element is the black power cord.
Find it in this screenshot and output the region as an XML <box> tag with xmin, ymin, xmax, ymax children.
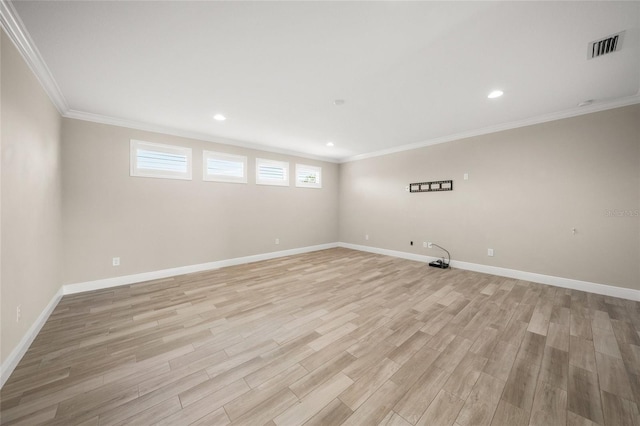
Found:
<box><xmin>428</xmin><ymin>243</ymin><xmax>450</xmax><ymax>269</ymax></box>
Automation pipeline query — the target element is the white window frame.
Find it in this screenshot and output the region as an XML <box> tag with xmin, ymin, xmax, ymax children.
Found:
<box><xmin>295</xmin><ymin>164</ymin><xmax>322</xmax><ymax>189</ymax></box>
<box><xmin>203</xmin><ymin>151</ymin><xmax>247</xmax><ymax>183</ymax></box>
<box><xmin>130</xmin><ymin>139</ymin><xmax>192</xmax><ymax>180</ymax></box>
<box><xmin>256</xmin><ymin>158</ymin><xmax>289</xmax><ymax>186</ymax></box>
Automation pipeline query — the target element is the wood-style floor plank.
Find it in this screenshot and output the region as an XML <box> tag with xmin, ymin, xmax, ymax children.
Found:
<box><xmin>1</xmin><ymin>247</ymin><xmax>639</xmax><ymax>425</ymax></box>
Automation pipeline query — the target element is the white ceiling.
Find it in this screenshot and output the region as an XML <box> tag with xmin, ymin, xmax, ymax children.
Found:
<box><xmin>8</xmin><ymin>1</ymin><xmax>640</xmax><ymax>162</ymax></box>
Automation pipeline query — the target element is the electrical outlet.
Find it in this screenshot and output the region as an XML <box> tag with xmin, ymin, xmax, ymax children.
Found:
<box><xmin>16</xmin><ymin>305</ymin><xmax>21</xmax><ymax>323</ymax></box>
<box><xmin>365</xmin><ymin>234</ymin><xmax>369</xmax><ymax>241</ymax></box>
<box><xmin>488</xmin><ymin>248</ymin><xmax>494</xmax><ymax>257</ymax></box>
<box><xmin>464</xmin><ymin>173</ymin><xmax>469</xmax><ymax>180</ymax></box>
<box><xmin>405</xmin><ymin>186</ymin><xmax>410</xmax><ymax>192</ymax></box>
<box><xmin>112</xmin><ymin>257</ymin><xmax>120</xmax><ymax>266</ymax></box>
<box><xmin>423</xmin><ymin>242</ymin><xmax>428</xmax><ymax>248</ymax></box>
<box><xmin>275</xmin><ymin>238</ymin><xmax>280</xmax><ymax>245</ymax></box>
<box><xmin>427</xmin><ymin>242</ymin><xmax>433</xmax><ymax>248</ymax></box>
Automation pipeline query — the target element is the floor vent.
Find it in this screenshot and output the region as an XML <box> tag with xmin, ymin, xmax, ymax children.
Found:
<box><xmin>588</xmin><ymin>31</ymin><xmax>624</xmax><ymax>59</ymax></box>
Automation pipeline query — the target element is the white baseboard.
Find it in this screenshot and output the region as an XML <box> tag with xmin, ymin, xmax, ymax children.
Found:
<box><xmin>338</xmin><ymin>242</ymin><xmax>640</xmax><ymax>301</ymax></box>
<box><xmin>0</xmin><ymin>287</ymin><xmax>64</xmax><ymax>388</ymax></box>
<box><xmin>0</xmin><ymin>243</ymin><xmax>338</xmax><ymax>389</ymax></box>
<box><xmin>3</xmin><ymin>240</ymin><xmax>637</xmax><ymax>390</ymax></box>
<box><xmin>339</xmin><ymin>242</ymin><xmax>431</xmax><ymax>264</ymax></box>
<box><xmin>63</xmin><ymin>243</ymin><xmax>339</xmax><ymax>295</ymax></box>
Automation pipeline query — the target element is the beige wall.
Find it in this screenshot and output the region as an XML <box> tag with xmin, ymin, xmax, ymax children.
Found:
<box><xmin>1</xmin><ymin>18</ymin><xmax>638</xmax><ymax>381</ymax></box>
<box><xmin>339</xmin><ymin>105</ymin><xmax>640</xmax><ymax>290</ymax></box>
<box><xmin>61</xmin><ymin>119</ymin><xmax>339</xmax><ymax>285</ymax></box>
<box><xmin>1</xmin><ymin>30</ymin><xmax>62</xmax><ymax>363</ymax></box>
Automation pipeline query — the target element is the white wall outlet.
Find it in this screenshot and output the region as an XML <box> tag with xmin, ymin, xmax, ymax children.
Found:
<box><xmin>427</xmin><ymin>242</ymin><xmax>433</xmax><ymax>248</ymax></box>
<box><xmin>16</xmin><ymin>305</ymin><xmax>21</xmax><ymax>323</ymax></box>
<box><xmin>112</xmin><ymin>257</ymin><xmax>120</xmax><ymax>266</ymax></box>
<box><xmin>275</xmin><ymin>238</ymin><xmax>280</xmax><ymax>245</ymax></box>
<box><xmin>488</xmin><ymin>248</ymin><xmax>494</xmax><ymax>257</ymax></box>
<box><xmin>464</xmin><ymin>173</ymin><xmax>469</xmax><ymax>180</ymax></box>
<box><xmin>405</xmin><ymin>186</ymin><xmax>410</xmax><ymax>192</ymax></box>
<box><xmin>365</xmin><ymin>234</ymin><xmax>369</xmax><ymax>241</ymax></box>
<box><xmin>423</xmin><ymin>242</ymin><xmax>428</xmax><ymax>248</ymax></box>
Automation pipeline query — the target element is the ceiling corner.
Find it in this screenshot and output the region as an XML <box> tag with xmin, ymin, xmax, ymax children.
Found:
<box><xmin>0</xmin><ymin>0</ymin><xmax>69</xmax><ymax>114</ymax></box>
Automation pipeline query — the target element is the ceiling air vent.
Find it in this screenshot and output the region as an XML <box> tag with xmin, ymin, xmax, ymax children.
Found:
<box><xmin>588</xmin><ymin>31</ymin><xmax>624</xmax><ymax>59</ymax></box>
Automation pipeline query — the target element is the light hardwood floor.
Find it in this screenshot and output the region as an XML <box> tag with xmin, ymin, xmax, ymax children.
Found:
<box><xmin>1</xmin><ymin>248</ymin><xmax>639</xmax><ymax>425</ymax></box>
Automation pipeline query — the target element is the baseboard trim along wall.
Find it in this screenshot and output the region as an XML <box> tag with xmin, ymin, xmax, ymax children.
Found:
<box><xmin>63</xmin><ymin>243</ymin><xmax>340</xmax><ymax>295</ymax></box>
<box><xmin>0</xmin><ymin>243</ymin><xmax>339</xmax><ymax>389</ymax></box>
<box><xmin>338</xmin><ymin>242</ymin><xmax>640</xmax><ymax>302</ymax></box>
<box><xmin>0</xmin><ymin>287</ymin><xmax>64</xmax><ymax>388</ymax></box>
<box><xmin>3</xmin><ymin>240</ymin><xmax>638</xmax><ymax>389</ymax></box>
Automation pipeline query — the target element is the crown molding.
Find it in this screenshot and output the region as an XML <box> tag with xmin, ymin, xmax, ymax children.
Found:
<box><xmin>64</xmin><ymin>109</ymin><xmax>339</xmax><ymax>163</ymax></box>
<box><xmin>0</xmin><ymin>0</ymin><xmax>68</xmax><ymax>114</ymax></box>
<box><xmin>3</xmin><ymin>0</ymin><xmax>637</xmax><ymax>165</ymax></box>
<box><xmin>0</xmin><ymin>0</ymin><xmax>337</xmax><ymax>164</ymax></box>
<box><xmin>339</xmin><ymin>94</ymin><xmax>640</xmax><ymax>163</ymax></box>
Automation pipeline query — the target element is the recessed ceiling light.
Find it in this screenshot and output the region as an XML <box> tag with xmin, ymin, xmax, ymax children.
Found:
<box><xmin>326</xmin><ymin>142</ymin><xmax>335</xmax><ymax>147</ymax></box>
<box><xmin>333</xmin><ymin>99</ymin><xmax>345</xmax><ymax>106</ymax></box>
<box><xmin>213</xmin><ymin>114</ymin><xmax>226</xmax><ymax>121</ymax></box>
<box><xmin>487</xmin><ymin>90</ymin><xmax>504</xmax><ymax>99</ymax></box>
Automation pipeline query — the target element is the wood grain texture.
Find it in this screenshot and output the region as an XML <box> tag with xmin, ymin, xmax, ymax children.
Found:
<box><xmin>1</xmin><ymin>247</ymin><xmax>639</xmax><ymax>425</ymax></box>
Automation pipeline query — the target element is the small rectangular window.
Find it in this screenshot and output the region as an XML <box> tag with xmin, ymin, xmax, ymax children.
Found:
<box><xmin>256</xmin><ymin>158</ymin><xmax>289</xmax><ymax>186</ymax></box>
<box><xmin>130</xmin><ymin>140</ymin><xmax>192</xmax><ymax>180</ymax></box>
<box><xmin>203</xmin><ymin>151</ymin><xmax>247</xmax><ymax>183</ymax></box>
<box><xmin>295</xmin><ymin>164</ymin><xmax>322</xmax><ymax>189</ymax></box>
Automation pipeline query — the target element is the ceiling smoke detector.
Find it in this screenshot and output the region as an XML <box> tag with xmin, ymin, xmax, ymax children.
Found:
<box><xmin>588</xmin><ymin>31</ymin><xmax>625</xmax><ymax>60</ymax></box>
